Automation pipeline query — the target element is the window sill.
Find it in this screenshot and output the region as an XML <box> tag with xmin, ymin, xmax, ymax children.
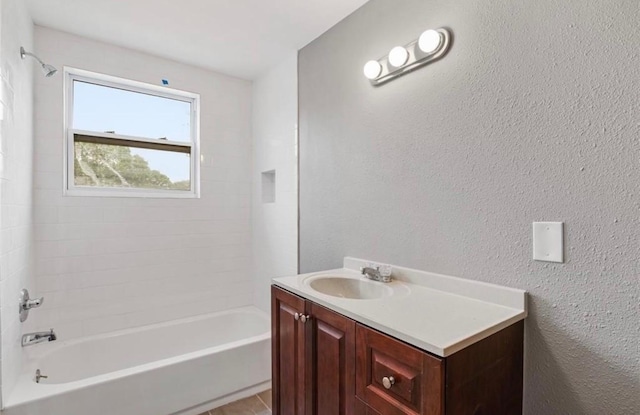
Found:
<box><xmin>64</xmin><ymin>188</ymin><xmax>200</xmax><ymax>199</ymax></box>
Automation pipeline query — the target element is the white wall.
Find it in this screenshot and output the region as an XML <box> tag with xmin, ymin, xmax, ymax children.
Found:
<box><xmin>299</xmin><ymin>0</ymin><xmax>639</xmax><ymax>413</ymax></box>
<box><xmin>32</xmin><ymin>27</ymin><xmax>253</xmax><ymax>340</ymax></box>
<box><xmin>0</xmin><ymin>0</ymin><xmax>35</xmax><ymax>403</ymax></box>
<box><xmin>251</xmin><ymin>53</ymin><xmax>298</xmax><ymax>312</ymax></box>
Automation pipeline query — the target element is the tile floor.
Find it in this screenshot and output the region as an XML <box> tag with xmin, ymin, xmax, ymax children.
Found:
<box><xmin>198</xmin><ymin>390</ymin><xmax>272</xmax><ymax>415</ymax></box>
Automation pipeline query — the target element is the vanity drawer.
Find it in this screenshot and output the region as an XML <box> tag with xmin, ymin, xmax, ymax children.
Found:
<box><xmin>356</xmin><ymin>324</ymin><xmax>444</xmax><ymax>415</ymax></box>
<box><xmin>355</xmin><ymin>397</ymin><xmax>382</xmax><ymax>415</ymax></box>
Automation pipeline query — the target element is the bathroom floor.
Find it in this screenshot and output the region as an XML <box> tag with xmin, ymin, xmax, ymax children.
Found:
<box><xmin>198</xmin><ymin>390</ymin><xmax>272</xmax><ymax>415</ymax></box>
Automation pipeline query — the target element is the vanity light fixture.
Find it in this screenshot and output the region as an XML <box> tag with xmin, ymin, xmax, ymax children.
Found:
<box><xmin>363</xmin><ymin>27</ymin><xmax>451</xmax><ymax>86</ymax></box>
<box><xmin>388</xmin><ymin>46</ymin><xmax>409</xmax><ymax>67</ymax></box>
<box><xmin>363</xmin><ymin>60</ymin><xmax>383</xmax><ymax>80</ymax></box>
<box><xmin>418</xmin><ymin>29</ymin><xmax>442</xmax><ymax>54</ymax></box>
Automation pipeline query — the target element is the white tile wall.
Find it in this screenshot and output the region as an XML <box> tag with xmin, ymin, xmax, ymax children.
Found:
<box><xmin>31</xmin><ymin>27</ymin><xmax>253</xmax><ymax>341</ymax></box>
<box><xmin>0</xmin><ymin>0</ymin><xmax>35</xmax><ymax>403</ymax></box>
<box><xmin>251</xmin><ymin>53</ymin><xmax>299</xmax><ymax>312</ymax></box>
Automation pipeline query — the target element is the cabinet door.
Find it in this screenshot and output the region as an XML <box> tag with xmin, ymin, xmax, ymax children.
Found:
<box><xmin>272</xmin><ymin>286</ymin><xmax>308</xmax><ymax>415</ymax></box>
<box><xmin>309</xmin><ymin>303</ymin><xmax>356</xmax><ymax>415</ymax></box>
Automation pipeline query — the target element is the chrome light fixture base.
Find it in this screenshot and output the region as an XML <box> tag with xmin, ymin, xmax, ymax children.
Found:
<box><xmin>367</xmin><ymin>28</ymin><xmax>451</xmax><ymax>86</ymax></box>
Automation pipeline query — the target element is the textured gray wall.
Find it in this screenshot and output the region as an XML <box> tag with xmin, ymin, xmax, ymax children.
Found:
<box><xmin>298</xmin><ymin>0</ymin><xmax>639</xmax><ymax>413</ymax></box>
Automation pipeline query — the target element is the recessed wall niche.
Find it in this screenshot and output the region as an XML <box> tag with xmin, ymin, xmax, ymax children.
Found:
<box><xmin>261</xmin><ymin>170</ymin><xmax>276</xmax><ymax>203</ymax></box>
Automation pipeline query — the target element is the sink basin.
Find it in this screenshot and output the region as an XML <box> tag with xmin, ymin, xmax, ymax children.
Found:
<box><xmin>307</xmin><ymin>276</ymin><xmax>392</xmax><ymax>300</ymax></box>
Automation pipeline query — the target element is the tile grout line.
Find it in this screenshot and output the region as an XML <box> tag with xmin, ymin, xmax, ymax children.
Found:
<box><xmin>255</xmin><ymin>393</ymin><xmax>270</xmax><ymax>411</ymax></box>
<box><xmin>201</xmin><ymin>393</ymin><xmax>270</xmax><ymax>415</ymax></box>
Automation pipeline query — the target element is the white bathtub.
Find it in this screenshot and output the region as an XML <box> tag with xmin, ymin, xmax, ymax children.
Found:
<box><xmin>3</xmin><ymin>307</ymin><xmax>271</xmax><ymax>415</ymax></box>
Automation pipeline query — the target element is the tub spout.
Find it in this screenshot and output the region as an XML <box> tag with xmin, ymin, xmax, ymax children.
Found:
<box><xmin>22</xmin><ymin>329</ymin><xmax>57</xmax><ymax>347</ymax></box>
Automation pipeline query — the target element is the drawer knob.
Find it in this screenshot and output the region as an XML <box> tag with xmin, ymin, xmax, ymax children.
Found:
<box><xmin>382</xmin><ymin>376</ymin><xmax>395</xmax><ymax>389</ymax></box>
<box><xmin>300</xmin><ymin>314</ymin><xmax>311</xmax><ymax>323</ymax></box>
<box><xmin>294</xmin><ymin>313</ymin><xmax>300</xmax><ymax>321</ymax></box>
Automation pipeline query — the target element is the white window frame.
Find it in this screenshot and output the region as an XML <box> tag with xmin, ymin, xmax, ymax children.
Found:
<box><xmin>63</xmin><ymin>67</ymin><xmax>200</xmax><ymax>198</ymax></box>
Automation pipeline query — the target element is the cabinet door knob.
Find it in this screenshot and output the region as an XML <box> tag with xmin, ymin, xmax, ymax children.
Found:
<box><xmin>382</xmin><ymin>376</ymin><xmax>395</xmax><ymax>389</ymax></box>
<box><xmin>294</xmin><ymin>313</ymin><xmax>300</xmax><ymax>321</ymax></box>
<box><xmin>300</xmin><ymin>314</ymin><xmax>311</xmax><ymax>323</ymax></box>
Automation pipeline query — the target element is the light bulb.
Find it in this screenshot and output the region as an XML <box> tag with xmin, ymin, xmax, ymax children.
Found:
<box><xmin>363</xmin><ymin>60</ymin><xmax>382</xmax><ymax>80</ymax></box>
<box><xmin>388</xmin><ymin>46</ymin><xmax>409</xmax><ymax>67</ymax></box>
<box><xmin>418</xmin><ymin>29</ymin><xmax>442</xmax><ymax>54</ymax></box>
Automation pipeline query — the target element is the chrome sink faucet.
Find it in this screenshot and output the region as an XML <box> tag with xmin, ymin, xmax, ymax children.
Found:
<box><xmin>360</xmin><ymin>264</ymin><xmax>392</xmax><ymax>283</ymax></box>
<box><xmin>22</xmin><ymin>329</ymin><xmax>57</xmax><ymax>347</ymax></box>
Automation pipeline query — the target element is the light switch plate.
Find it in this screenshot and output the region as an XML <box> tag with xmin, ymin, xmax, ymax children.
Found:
<box><xmin>533</xmin><ymin>222</ymin><xmax>564</xmax><ymax>263</ymax></box>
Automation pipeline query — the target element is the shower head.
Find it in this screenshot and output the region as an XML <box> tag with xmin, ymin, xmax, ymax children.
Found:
<box><xmin>41</xmin><ymin>64</ymin><xmax>58</xmax><ymax>77</ymax></box>
<box><xmin>20</xmin><ymin>46</ymin><xmax>58</xmax><ymax>77</ymax></box>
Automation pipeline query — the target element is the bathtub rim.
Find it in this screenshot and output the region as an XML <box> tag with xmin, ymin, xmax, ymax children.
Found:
<box><xmin>4</xmin><ymin>305</ymin><xmax>270</xmax><ymax>409</ymax></box>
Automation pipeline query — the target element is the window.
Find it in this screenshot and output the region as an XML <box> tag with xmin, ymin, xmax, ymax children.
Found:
<box><xmin>64</xmin><ymin>68</ymin><xmax>200</xmax><ymax>197</ymax></box>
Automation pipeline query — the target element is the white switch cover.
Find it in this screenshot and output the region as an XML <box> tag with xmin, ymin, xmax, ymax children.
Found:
<box><xmin>533</xmin><ymin>222</ymin><xmax>564</xmax><ymax>263</ymax></box>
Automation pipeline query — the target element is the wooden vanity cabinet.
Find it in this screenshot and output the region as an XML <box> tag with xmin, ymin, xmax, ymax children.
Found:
<box><xmin>272</xmin><ymin>285</ymin><xmax>524</xmax><ymax>415</ymax></box>
<box><xmin>272</xmin><ymin>285</ymin><xmax>308</xmax><ymax>415</ymax></box>
<box><xmin>355</xmin><ymin>322</ymin><xmax>524</xmax><ymax>415</ymax></box>
<box><xmin>272</xmin><ymin>286</ymin><xmax>355</xmax><ymax>415</ymax></box>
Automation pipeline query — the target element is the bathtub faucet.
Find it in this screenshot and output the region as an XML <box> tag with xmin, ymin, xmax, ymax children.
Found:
<box><xmin>22</xmin><ymin>329</ymin><xmax>57</xmax><ymax>347</ymax></box>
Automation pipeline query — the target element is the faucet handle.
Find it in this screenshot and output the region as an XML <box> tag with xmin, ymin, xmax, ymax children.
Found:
<box><xmin>361</xmin><ymin>262</ymin><xmax>379</xmax><ymax>271</ymax></box>
<box><xmin>25</xmin><ymin>297</ymin><xmax>44</xmax><ymax>309</ymax></box>
<box><xmin>19</xmin><ymin>289</ymin><xmax>45</xmax><ymax>323</ymax></box>
<box><xmin>378</xmin><ymin>264</ymin><xmax>392</xmax><ymax>277</ymax></box>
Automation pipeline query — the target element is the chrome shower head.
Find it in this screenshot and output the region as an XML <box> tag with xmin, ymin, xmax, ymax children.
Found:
<box><xmin>20</xmin><ymin>46</ymin><xmax>58</xmax><ymax>77</ymax></box>
<box><xmin>42</xmin><ymin>64</ymin><xmax>57</xmax><ymax>77</ymax></box>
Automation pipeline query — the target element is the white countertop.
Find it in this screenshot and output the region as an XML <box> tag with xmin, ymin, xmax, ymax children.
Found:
<box><xmin>273</xmin><ymin>257</ymin><xmax>527</xmax><ymax>357</ymax></box>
